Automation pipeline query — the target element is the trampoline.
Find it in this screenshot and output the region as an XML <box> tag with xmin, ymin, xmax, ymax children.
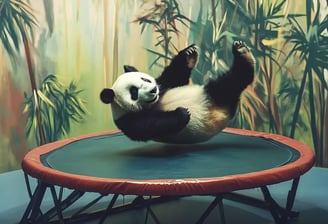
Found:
<box><xmin>20</xmin><ymin>128</ymin><xmax>315</xmax><ymax>224</ymax></box>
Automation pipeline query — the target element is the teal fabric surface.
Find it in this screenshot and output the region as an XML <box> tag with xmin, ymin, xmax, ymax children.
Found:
<box><xmin>41</xmin><ymin>132</ymin><xmax>299</xmax><ymax>180</ymax></box>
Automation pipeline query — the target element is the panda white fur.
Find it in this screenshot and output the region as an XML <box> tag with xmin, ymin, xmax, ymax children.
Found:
<box><xmin>100</xmin><ymin>41</ymin><xmax>255</xmax><ymax>144</ymax></box>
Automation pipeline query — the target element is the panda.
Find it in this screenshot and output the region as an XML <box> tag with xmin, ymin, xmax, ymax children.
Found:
<box><xmin>100</xmin><ymin>41</ymin><xmax>255</xmax><ymax>144</ymax></box>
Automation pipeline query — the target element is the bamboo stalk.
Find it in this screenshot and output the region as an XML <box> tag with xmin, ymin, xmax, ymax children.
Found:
<box><xmin>112</xmin><ymin>0</ymin><xmax>119</xmax><ymax>83</ymax></box>
<box><xmin>22</xmin><ymin>29</ymin><xmax>46</xmax><ymax>145</ymax></box>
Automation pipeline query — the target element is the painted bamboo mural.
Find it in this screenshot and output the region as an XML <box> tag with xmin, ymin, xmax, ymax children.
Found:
<box><xmin>0</xmin><ymin>0</ymin><xmax>327</xmax><ymax>172</ymax></box>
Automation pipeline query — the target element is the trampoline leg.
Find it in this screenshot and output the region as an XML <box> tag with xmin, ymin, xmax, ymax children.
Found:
<box><xmin>281</xmin><ymin>177</ymin><xmax>300</xmax><ymax>223</ymax></box>
<box><xmin>19</xmin><ymin>181</ymin><xmax>47</xmax><ymax>224</ymax></box>
<box><xmin>144</xmin><ymin>196</ymin><xmax>161</xmax><ymax>224</ymax></box>
<box><xmin>196</xmin><ymin>195</ymin><xmax>226</xmax><ymax>224</ymax></box>
<box><xmin>40</xmin><ymin>189</ymin><xmax>85</xmax><ymax>222</ymax></box>
<box><xmin>217</xmin><ymin>197</ymin><xmax>226</xmax><ymax>224</ymax></box>
<box><xmin>24</xmin><ymin>173</ymin><xmax>33</xmax><ymax>199</ymax></box>
<box><xmin>98</xmin><ymin>193</ymin><xmax>119</xmax><ymax>224</ymax></box>
<box><xmin>49</xmin><ymin>186</ymin><xmax>65</xmax><ymax>223</ymax></box>
<box><xmin>71</xmin><ymin>193</ymin><xmax>105</xmax><ymax>218</ymax></box>
<box><xmin>261</xmin><ymin>178</ymin><xmax>300</xmax><ymax>224</ymax></box>
<box><xmin>261</xmin><ymin>186</ymin><xmax>281</xmax><ymax>223</ymax></box>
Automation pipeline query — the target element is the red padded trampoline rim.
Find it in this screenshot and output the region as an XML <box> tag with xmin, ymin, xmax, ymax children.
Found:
<box><xmin>22</xmin><ymin>128</ymin><xmax>315</xmax><ymax>196</ymax></box>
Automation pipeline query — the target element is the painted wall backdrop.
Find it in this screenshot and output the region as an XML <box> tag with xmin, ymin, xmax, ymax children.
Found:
<box><xmin>0</xmin><ymin>0</ymin><xmax>327</xmax><ymax>173</ymax></box>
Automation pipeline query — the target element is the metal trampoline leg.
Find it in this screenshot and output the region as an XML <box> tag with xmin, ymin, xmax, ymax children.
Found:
<box><xmin>24</xmin><ymin>173</ymin><xmax>33</xmax><ymax>199</ymax></box>
<box><xmin>49</xmin><ymin>186</ymin><xmax>65</xmax><ymax>223</ymax></box>
<box><xmin>281</xmin><ymin>177</ymin><xmax>300</xmax><ymax>223</ymax></box>
<box><xmin>19</xmin><ymin>181</ymin><xmax>47</xmax><ymax>224</ymax></box>
<box><xmin>144</xmin><ymin>196</ymin><xmax>161</xmax><ymax>224</ymax></box>
<box><xmin>196</xmin><ymin>195</ymin><xmax>226</xmax><ymax>224</ymax></box>
<box><xmin>42</xmin><ymin>190</ymin><xmax>85</xmax><ymax>221</ymax></box>
<box><xmin>98</xmin><ymin>193</ymin><xmax>119</xmax><ymax>224</ymax></box>
<box><xmin>217</xmin><ymin>197</ymin><xmax>226</xmax><ymax>224</ymax></box>
<box><xmin>261</xmin><ymin>178</ymin><xmax>300</xmax><ymax>224</ymax></box>
<box><xmin>261</xmin><ymin>186</ymin><xmax>281</xmax><ymax>222</ymax></box>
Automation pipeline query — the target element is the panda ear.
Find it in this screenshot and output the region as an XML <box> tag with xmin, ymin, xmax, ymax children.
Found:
<box><xmin>100</xmin><ymin>88</ymin><xmax>115</xmax><ymax>104</ymax></box>
<box><xmin>124</xmin><ymin>65</ymin><xmax>139</xmax><ymax>73</ymax></box>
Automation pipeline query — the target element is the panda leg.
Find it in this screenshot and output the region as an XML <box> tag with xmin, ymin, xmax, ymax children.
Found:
<box><xmin>205</xmin><ymin>41</ymin><xmax>255</xmax><ymax>115</ymax></box>
<box><xmin>156</xmin><ymin>44</ymin><xmax>198</xmax><ymax>90</ymax></box>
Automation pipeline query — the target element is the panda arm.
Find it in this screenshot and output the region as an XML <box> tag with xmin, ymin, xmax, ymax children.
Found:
<box><xmin>156</xmin><ymin>44</ymin><xmax>198</xmax><ymax>90</ymax></box>
<box><xmin>115</xmin><ymin>107</ymin><xmax>190</xmax><ymax>141</ymax></box>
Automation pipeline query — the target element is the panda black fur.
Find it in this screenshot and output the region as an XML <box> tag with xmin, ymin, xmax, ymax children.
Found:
<box><xmin>100</xmin><ymin>41</ymin><xmax>255</xmax><ymax>144</ymax></box>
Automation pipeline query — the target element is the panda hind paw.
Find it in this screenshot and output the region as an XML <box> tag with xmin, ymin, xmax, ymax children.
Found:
<box><xmin>232</xmin><ymin>40</ymin><xmax>255</xmax><ymax>64</ymax></box>
<box><xmin>233</xmin><ymin>41</ymin><xmax>250</xmax><ymax>55</ymax></box>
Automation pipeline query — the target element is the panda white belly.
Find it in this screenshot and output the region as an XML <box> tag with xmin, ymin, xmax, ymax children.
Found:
<box><xmin>154</xmin><ymin>85</ymin><xmax>231</xmax><ymax>143</ymax></box>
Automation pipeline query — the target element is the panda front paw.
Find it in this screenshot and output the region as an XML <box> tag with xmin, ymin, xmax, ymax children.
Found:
<box><xmin>182</xmin><ymin>44</ymin><xmax>198</xmax><ymax>56</ymax></box>
<box><xmin>176</xmin><ymin>44</ymin><xmax>198</xmax><ymax>69</ymax></box>
<box><xmin>175</xmin><ymin>107</ymin><xmax>191</xmax><ymax>125</ymax></box>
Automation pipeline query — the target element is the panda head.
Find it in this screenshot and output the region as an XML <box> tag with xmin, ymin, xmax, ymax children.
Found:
<box><xmin>100</xmin><ymin>66</ymin><xmax>159</xmax><ymax>112</ymax></box>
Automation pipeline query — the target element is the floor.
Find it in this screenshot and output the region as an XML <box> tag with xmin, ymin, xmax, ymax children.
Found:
<box><xmin>0</xmin><ymin>167</ymin><xmax>327</xmax><ymax>224</ymax></box>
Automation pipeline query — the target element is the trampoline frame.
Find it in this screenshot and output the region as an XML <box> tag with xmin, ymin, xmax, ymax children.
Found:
<box><xmin>19</xmin><ymin>128</ymin><xmax>315</xmax><ymax>224</ymax></box>
<box><xmin>20</xmin><ymin>176</ymin><xmax>300</xmax><ymax>224</ymax></box>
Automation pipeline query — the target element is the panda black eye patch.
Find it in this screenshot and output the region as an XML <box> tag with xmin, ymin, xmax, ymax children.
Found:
<box><xmin>141</xmin><ymin>77</ymin><xmax>151</xmax><ymax>83</ymax></box>
<box><xmin>130</xmin><ymin>86</ymin><xmax>138</xmax><ymax>100</ymax></box>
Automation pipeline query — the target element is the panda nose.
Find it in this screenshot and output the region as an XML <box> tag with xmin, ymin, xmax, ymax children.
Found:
<box><xmin>150</xmin><ymin>87</ymin><xmax>157</xmax><ymax>94</ymax></box>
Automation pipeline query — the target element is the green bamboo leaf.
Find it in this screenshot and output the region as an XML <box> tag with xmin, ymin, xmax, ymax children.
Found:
<box><xmin>5</xmin><ymin>21</ymin><xmax>20</xmax><ymax>49</ymax></box>
<box><xmin>0</xmin><ymin>0</ymin><xmax>37</xmax><ymax>66</ymax></box>
<box><xmin>146</xmin><ymin>48</ymin><xmax>171</xmax><ymax>60</ymax></box>
<box><xmin>148</xmin><ymin>55</ymin><xmax>162</xmax><ymax>69</ymax></box>
<box><xmin>60</xmin><ymin>126</ymin><xmax>68</xmax><ymax>137</ymax></box>
<box><xmin>270</xmin><ymin>0</ymin><xmax>286</xmax><ymax>15</ymax></box>
<box><xmin>37</xmin><ymin>89</ymin><xmax>55</xmax><ymax>107</ymax></box>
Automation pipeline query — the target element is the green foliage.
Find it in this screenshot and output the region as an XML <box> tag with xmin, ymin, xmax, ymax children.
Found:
<box><xmin>23</xmin><ymin>74</ymin><xmax>87</xmax><ymax>145</ymax></box>
<box><xmin>286</xmin><ymin>14</ymin><xmax>328</xmax><ymax>85</ymax></box>
<box><xmin>283</xmin><ymin>1</ymin><xmax>328</xmax><ymax>165</ymax></box>
<box><xmin>0</xmin><ymin>0</ymin><xmax>37</xmax><ymax>62</ymax></box>
<box><xmin>224</xmin><ymin>0</ymin><xmax>328</xmax><ymax>165</ymax></box>
<box><xmin>189</xmin><ymin>6</ymin><xmax>236</xmax><ymax>84</ymax></box>
<box><xmin>1</xmin><ymin>0</ymin><xmax>88</xmax><ymax>147</ymax></box>
<box><xmin>135</xmin><ymin>0</ymin><xmax>192</xmax><ymax>67</ymax></box>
